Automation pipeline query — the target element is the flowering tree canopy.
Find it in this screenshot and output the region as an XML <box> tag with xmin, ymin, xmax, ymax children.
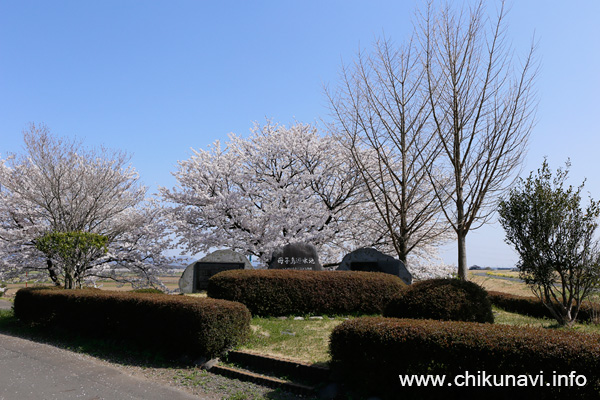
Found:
<box><xmin>0</xmin><ymin>124</ymin><xmax>172</xmax><ymax>289</ymax></box>
<box><xmin>161</xmin><ymin>121</ymin><xmax>378</xmax><ymax>265</ymax></box>
<box><xmin>161</xmin><ymin>121</ymin><xmax>453</xmax><ymax>280</ymax></box>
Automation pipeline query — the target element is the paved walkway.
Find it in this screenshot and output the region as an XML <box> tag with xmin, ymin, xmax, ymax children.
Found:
<box><xmin>0</xmin><ymin>300</ymin><xmax>12</xmax><ymax>311</ymax></box>
<box><xmin>0</xmin><ymin>333</ymin><xmax>202</xmax><ymax>400</ymax></box>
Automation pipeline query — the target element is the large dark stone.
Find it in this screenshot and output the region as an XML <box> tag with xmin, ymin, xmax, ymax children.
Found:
<box><xmin>268</xmin><ymin>242</ymin><xmax>323</xmax><ymax>271</ymax></box>
<box><xmin>337</xmin><ymin>248</ymin><xmax>412</xmax><ymax>284</ymax></box>
<box><xmin>179</xmin><ymin>250</ymin><xmax>252</xmax><ymax>293</ymax></box>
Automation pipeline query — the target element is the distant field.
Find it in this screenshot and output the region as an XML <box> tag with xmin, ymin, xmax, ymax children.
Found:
<box><xmin>4</xmin><ymin>270</ymin><xmax>529</xmax><ymax>298</ymax></box>
<box><xmin>468</xmin><ymin>270</ymin><xmax>531</xmax><ymax>297</ymax></box>
<box><xmin>2</xmin><ymin>274</ymin><xmax>182</xmax><ymax>298</ymax></box>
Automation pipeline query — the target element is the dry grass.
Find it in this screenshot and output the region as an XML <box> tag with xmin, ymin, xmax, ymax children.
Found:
<box><xmin>2</xmin><ymin>275</ymin><xmax>182</xmax><ymax>298</ymax></box>
<box><xmin>482</xmin><ymin>270</ymin><xmax>520</xmax><ymax>279</ymax></box>
<box><xmin>184</xmin><ymin>292</ymin><xmax>207</xmax><ymax>298</ymax></box>
<box><xmin>493</xmin><ymin>307</ymin><xmax>600</xmax><ymax>334</ymax></box>
<box><xmin>469</xmin><ymin>271</ymin><xmax>532</xmax><ymax>297</ymax></box>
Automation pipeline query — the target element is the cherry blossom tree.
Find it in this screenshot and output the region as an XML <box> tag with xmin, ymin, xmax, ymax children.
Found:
<box><xmin>161</xmin><ymin>121</ymin><xmax>375</xmax><ymax>266</ymax></box>
<box><xmin>0</xmin><ymin>124</ymin><xmax>173</xmax><ymax>289</ymax></box>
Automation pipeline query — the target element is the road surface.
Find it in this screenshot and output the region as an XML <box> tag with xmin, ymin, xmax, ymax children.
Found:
<box><xmin>0</xmin><ymin>333</ymin><xmax>203</xmax><ymax>400</ymax></box>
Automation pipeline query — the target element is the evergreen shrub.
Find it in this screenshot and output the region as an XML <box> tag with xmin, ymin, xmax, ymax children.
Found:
<box><xmin>384</xmin><ymin>278</ymin><xmax>494</xmax><ymax>323</ymax></box>
<box><xmin>207</xmin><ymin>269</ymin><xmax>406</xmax><ymax>316</ymax></box>
<box><xmin>14</xmin><ymin>287</ymin><xmax>251</xmax><ymax>358</ymax></box>
<box><xmin>330</xmin><ymin>316</ymin><xmax>600</xmax><ymax>399</ymax></box>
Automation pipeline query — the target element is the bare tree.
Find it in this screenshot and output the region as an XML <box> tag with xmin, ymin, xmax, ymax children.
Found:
<box><xmin>326</xmin><ymin>36</ymin><xmax>451</xmax><ymax>266</ymax></box>
<box><xmin>421</xmin><ymin>0</ymin><xmax>538</xmax><ymax>279</ymax></box>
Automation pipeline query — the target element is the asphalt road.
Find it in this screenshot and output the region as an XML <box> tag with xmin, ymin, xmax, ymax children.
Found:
<box><xmin>0</xmin><ymin>333</ymin><xmax>202</xmax><ymax>400</ymax></box>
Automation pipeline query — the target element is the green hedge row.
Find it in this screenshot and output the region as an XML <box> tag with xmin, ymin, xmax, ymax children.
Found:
<box><xmin>488</xmin><ymin>290</ymin><xmax>600</xmax><ymax>323</ymax></box>
<box><xmin>14</xmin><ymin>287</ymin><xmax>251</xmax><ymax>358</ymax></box>
<box><xmin>384</xmin><ymin>278</ymin><xmax>494</xmax><ymax>323</ymax></box>
<box><xmin>207</xmin><ymin>269</ymin><xmax>406</xmax><ymax>316</ymax></box>
<box><xmin>330</xmin><ymin>317</ymin><xmax>600</xmax><ymax>399</ymax></box>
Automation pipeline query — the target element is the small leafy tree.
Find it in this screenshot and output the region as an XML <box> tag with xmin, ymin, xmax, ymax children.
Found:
<box><xmin>498</xmin><ymin>160</ymin><xmax>600</xmax><ymax>326</ymax></box>
<box><xmin>35</xmin><ymin>231</ymin><xmax>108</xmax><ymax>289</ymax></box>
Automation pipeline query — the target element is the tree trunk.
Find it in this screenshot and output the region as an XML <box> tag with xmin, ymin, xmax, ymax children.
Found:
<box><xmin>457</xmin><ymin>231</ymin><xmax>468</xmax><ymax>280</ymax></box>
<box><xmin>46</xmin><ymin>259</ymin><xmax>61</xmax><ymax>286</ymax></box>
<box><xmin>398</xmin><ymin>235</ymin><xmax>408</xmax><ymax>266</ymax></box>
<box><xmin>64</xmin><ymin>268</ymin><xmax>74</xmax><ymax>289</ymax></box>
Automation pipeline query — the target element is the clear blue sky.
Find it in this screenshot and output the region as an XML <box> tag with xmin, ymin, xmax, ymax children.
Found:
<box><xmin>1</xmin><ymin>1</ymin><xmax>599</xmax><ymax>268</ymax></box>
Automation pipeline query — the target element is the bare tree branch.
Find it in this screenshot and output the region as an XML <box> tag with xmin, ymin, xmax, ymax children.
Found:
<box><xmin>326</xmin><ymin>35</ymin><xmax>452</xmax><ymax>267</ymax></box>
<box><xmin>421</xmin><ymin>0</ymin><xmax>538</xmax><ymax>279</ymax></box>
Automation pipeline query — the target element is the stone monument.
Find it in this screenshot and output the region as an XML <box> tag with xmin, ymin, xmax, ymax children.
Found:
<box><xmin>179</xmin><ymin>249</ymin><xmax>252</xmax><ymax>293</ymax></box>
<box><xmin>268</xmin><ymin>242</ymin><xmax>323</xmax><ymax>271</ymax></box>
<box><xmin>337</xmin><ymin>247</ymin><xmax>412</xmax><ymax>284</ymax></box>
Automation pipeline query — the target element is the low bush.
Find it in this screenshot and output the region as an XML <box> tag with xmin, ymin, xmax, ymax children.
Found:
<box><xmin>131</xmin><ymin>288</ymin><xmax>163</xmax><ymax>294</ymax></box>
<box><xmin>488</xmin><ymin>291</ymin><xmax>600</xmax><ymax>323</ymax></box>
<box><xmin>14</xmin><ymin>287</ymin><xmax>251</xmax><ymax>358</ymax></box>
<box><xmin>384</xmin><ymin>278</ymin><xmax>493</xmax><ymax>323</ymax></box>
<box><xmin>330</xmin><ymin>316</ymin><xmax>600</xmax><ymax>399</ymax></box>
<box><xmin>207</xmin><ymin>269</ymin><xmax>406</xmax><ymax>316</ymax></box>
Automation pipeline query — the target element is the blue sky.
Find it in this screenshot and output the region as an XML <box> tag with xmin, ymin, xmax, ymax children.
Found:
<box><xmin>1</xmin><ymin>1</ymin><xmax>599</xmax><ymax>268</ymax></box>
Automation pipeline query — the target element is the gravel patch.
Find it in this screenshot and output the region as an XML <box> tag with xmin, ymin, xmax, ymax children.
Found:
<box><xmin>112</xmin><ymin>363</ymin><xmax>313</xmax><ymax>400</ymax></box>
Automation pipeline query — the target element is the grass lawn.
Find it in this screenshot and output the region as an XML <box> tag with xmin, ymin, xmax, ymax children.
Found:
<box><xmin>242</xmin><ymin>316</ymin><xmax>348</xmax><ymax>365</ymax></box>
<box><xmin>241</xmin><ymin>307</ymin><xmax>600</xmax><ymax>365</ymax></box>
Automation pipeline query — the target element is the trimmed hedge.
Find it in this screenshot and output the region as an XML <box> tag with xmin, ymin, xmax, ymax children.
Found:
<box><xmin>207</xmin><ymin>269</ymin><xmax>406</xmax><ymax>316</ymax></box>
<box><xmin>330</xmin><ymin>317</ymin><xmax>600</xmax><ymax>399</ymax></box>
<box><xmin>384</xmin><ymin>278</ymin><xmax>494</xmax><ymax>323</ymax></box>
<box><xmin>131</xmin><ymin>288</ymin><xmax>164</xmax><ymax>294</ymax></box>
<box><xmin>489</xmin><ymin>290</ymin><xmax>600</xmax><ymax>323</ymax></box>
<box><xmin>14</xmin><ymin>287</ymin><xmax>251</xmax><ymax>358</ymax></box>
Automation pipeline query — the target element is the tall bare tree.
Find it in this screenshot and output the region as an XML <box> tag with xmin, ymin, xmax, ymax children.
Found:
<box><xmin>326</xmin><ymin>36</ymin><xmax>451</xmax><ymax>266</ymax></box>
<box><xmin>421</xmin><ymin>0</ymin><xmax>538</xmax><ymax>279</ymax></box>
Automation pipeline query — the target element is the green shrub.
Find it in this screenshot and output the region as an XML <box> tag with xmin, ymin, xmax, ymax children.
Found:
<box><xmin>14</xmin><ymin>287</ymin><xmax>251</xmax><ymax>358</ymax></box>
<box><xmin>131</xmin><ymin>288</ymin><xmax>164</xmax><ymax>294</ymax></box>
<box><xmin>488</xmin><ymin>290</ymin><xmax>600</xmax><ymax>323</ymax></box>
<box><xmin>207</xmin><ymin>269</ymin><xmax>406</xmax><ymax>316</ymax></box>
<box><xmin>384</xmin><ymin>278</ymin><xmax>493</xmax><ymax>323</ymax></box>
<box><xmin>330</xmin><ymin>317</ymin><xmax>600</xmax><ymax>399</ymax></box>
